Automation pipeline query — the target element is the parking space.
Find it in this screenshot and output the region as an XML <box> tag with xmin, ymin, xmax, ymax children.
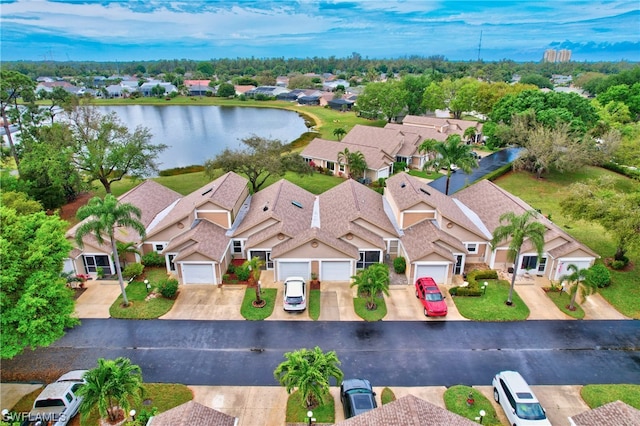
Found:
<box><xmin>160</xmin><ymin>285</ymin><xmax>245</xmax><ymax>320</ymax></box>
<box><xmin>73</xmin><ymin>279</ymin><xmax>123</xmax><ymax>318</ymax></box>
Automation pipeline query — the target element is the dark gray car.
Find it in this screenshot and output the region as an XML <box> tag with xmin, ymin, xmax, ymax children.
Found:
<box><xmin>340</xmin><ymin>378</ymin><xmax>377</xmax><ymax>418</ymax></box>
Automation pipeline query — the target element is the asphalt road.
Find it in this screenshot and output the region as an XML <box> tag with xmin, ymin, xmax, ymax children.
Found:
<box><xmin>3</xmin><ymin>319</ymin><xmax>639</xmax><ymax>387</ymax></box>
<box><xmin>429</xmin><ymin>147</ymin><xmax>524</xmax><ymax>194</ymax></box>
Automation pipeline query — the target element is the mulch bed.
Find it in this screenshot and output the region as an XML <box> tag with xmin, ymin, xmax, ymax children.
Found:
<box><xmin>57</xmin><ymin>192</ymin><xmax>93</xmax><ymax>222</ymax></box>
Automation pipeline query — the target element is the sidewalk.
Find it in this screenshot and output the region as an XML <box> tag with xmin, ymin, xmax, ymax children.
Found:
<box><xmin>1</xmin><ymin>382</ymin><xmax>591</xmax><ymax>426</ymax></box>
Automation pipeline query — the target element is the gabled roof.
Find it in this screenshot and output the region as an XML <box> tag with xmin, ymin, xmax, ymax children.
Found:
<box><xmin>147</xmin><ymin>172</ymin><xmax>248</xmax><ymax>237</ymax></box>
<box><xmin>148</xmin><ymin>400</ymin><xmax>237</xmax><ymax>426</ymax></box>
<box><xmin>401</xmin><ymin>220</ymin><xmax>462</xmax><ymax>261</ymax></box>
<box><xmin>164</xmin><ymin>219</ymin><xmax>229</xmax><ymax>262</ymax></box>
<box><xmin>342</xmin><ymin>124</ymin><xmax>422</xmax><ymax>155</ymax></box>
<box><xmin>271</xmin><ymin>226</ymin><xmax>359</xmax><ymax>259</ymax></box>
<box><xmin>384</xmin><ymin>122</ymin><xmax>449</xmax><ymax>144</ymax></box>
<box><xmin>232</xmin><ymin>179</ymin><xmax>315</xmax><ymax>237</ymax></box>
<box><xmin>569</xmin><ymin>400</ymin><xmax>640</xmax><ymax>426</ymax></box>
<box><xmin>319</xmin><ymin>179</ymin><xmax>398</xmax><ymax>238</ymax></box>
<box><xmin>386</xmin><ymin>173</ymin><xmax>485</xmax><ymax>238</ymax></box>
<box><xmin>301</xmin><ymin>138</ymin><xmax>394</xmax><ymax>171</ymax></box>
<box><xmin>402</xmin><ymin>115</ymin><xmax>483</xmax><ymax>134</ymax></box>
<box><xmin>334</xmin><ymin>394</ymin><xmax>477</xmax><ymax>426</ymax></box>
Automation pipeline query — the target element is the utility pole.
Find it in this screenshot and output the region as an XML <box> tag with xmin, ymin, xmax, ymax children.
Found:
<box><xmin>477</xmin><ymin>30</ymin><xmax>483</xmax><ymax>61</ymax></box>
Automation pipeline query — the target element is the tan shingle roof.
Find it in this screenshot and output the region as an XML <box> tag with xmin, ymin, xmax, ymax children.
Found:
<box><xmin>271</xmin><ymin>226</ymin><xmax>359</xmax><ymax>259</ymax></box>
<box><xmin>569</xmin><ymin>400</ymin><xmax>640</xmax><ymax>426</ymax></box>
<box><xmin>334</xmin><ymin>394</ymin><xmax>477</xmax><ymax>426</ymax></box>
<box><xmin>233</xmin><ymin>179</ymin><xmax>315</xmax><ymax>237</ymax></box>
<box><xmin>148</xmin><ymin>172</ymin><xmax>248</xmax><ymax>238</ymax></box>
<box><xmin>118</xmin><ymin>180</ymin><xmax>181</xmax><ymax>229</ymax></box>
<box><xmin>301</xmin><ymin>138</ymin><xmax>394</xmax><ymax>171</ymax></box>
<box><xmin>384</xmin><ymin>122</ymin><xmax>449</xmax><ymax>144</ymax></box>
<box><xmin>164</xmin><ymin>219</ymin><xmax>229</xmax><ymax>262</ymax></box>
<box><xmin>149</xmin><ymin>400</ymin><xmax>237</xmax><ymax>426</ymax></box>
<box><xmin>402</xmin><ymin>115</ymin><xmax>483</xmax><ymax>135</ymax></box>
<box><xmin>386</xmin><ymin>173</ymin><xmax>484</xmax><ymax>238</ymax></box>
<box><xmin>401</xmin><ymin>220</ymin><xmax>461</xmax><ymax>261</ymax></box>
<box><xmin>319</xmin><ymin>179</ymin><xmax>398</xmax><ymax>238</ymax></box>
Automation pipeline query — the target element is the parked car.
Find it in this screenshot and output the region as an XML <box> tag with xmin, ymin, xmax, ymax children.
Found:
<box><xmin>340</xmin><ymin>378</ymin><xmax>377</xmax><ymax>418</ymax></box>
<box><xmin>22</xmin><ymin>370</ymin><xmax>87</xmax><ymax>426</ymax></box>
<box><xmin>492</xmin><ymin>371</ymin><xmax>551</xmax><ymax>426</ymax></box>
<box><xmin>415</xmin><ymin>277</ymin><xmax>448</xmax><ymax>317</ymax></box>
<box><xmin>283</xmin><ymin>276</ymin><xmax>306</xmax><ymax>311</ymax></box>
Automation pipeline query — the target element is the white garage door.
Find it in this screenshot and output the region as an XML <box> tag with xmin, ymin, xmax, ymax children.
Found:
<box><xmin>182</xmin><ymin>263</ymin><xmax>215</xmax><ymax>284</ymax></box>
<box><xmin>321</xmin><ymin>261</ymin><xmax>352</xmax><ymax>281</ymax></box>
<box><xmin>278</xmin><ymin>261</ymin><xmax>310</xmax><ymax>281</ymax></box>
<box><xmin>555</xmin><ymin>260</ymin><xmax>592</xmax><ymax>280</ymax></box>
<box><xmin>415</xmin><ymin>264</ymin><xmax>448</xmax><ymax>284</ymax></box>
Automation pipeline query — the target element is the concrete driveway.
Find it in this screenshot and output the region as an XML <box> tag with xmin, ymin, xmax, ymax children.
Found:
<box><xmin>73</xmin><ymin>279</ymin><xmax>123</xmax><ymax>318</ymax></box>
<box><xmin>161</xmin><ymin>284</ymin><xmax>245</xmax><ymax>320</ymax></box>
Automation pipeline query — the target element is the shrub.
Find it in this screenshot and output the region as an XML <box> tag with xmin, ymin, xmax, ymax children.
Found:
<box><xmin>393</xmin><ymin>161</ymin><xmax>407</xmax><ymax>174</ymax></box>
<box><xmin>381</xmin><ymin>387</ymin><xmax>396</xmax><ymax>405</ymax></box>
<box><xmin>122</xmin><ymin>263</ymin><xmax>144</xmax><ymax>279</ymax></box>
<box><xmin>158</xmin><ymin>278</ymin><xmax>179</xmax><ymax>299</ymax></box>
<box><xmin>393</xmin><ymin>256</ymin><xmax>406</xmax><ymax>273</ymax></box>
<box><xmin>235</xmin><ymin>265</ymin><xmax>251</xmax><ymax>281</ymax></box>
<box><xmin>222</xmin><ymin>274</ymin><xmax>230</xmax><ymax>282</ymax></box>
<box><xmin>586</xmin><ymin>264</ymin><xmax>611</xmax><ymax>288</ymax></box>
<box><xmin>227</xmin><ymin>263</ymin><xmax>236</xmax><ymax>274</ymax></box>
<box><xmin>142</xmin><ymin>251</ymin><xmax>165</xmax><ymax>267</ymax></box>
<box><xmin>610</xmin><ymin>260</ymin><xmax>626</xmax><ymax>270</ymax></box>
<box><xmin>450</xmin><ymin>269</ymin><xmax>497</xmax><ymax>297</ymax></box>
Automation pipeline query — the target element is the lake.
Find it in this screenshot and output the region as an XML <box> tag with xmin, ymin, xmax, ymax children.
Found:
<box><xmin>98</xmin><ymin>105</ymin><xmax>309</xmax><ymax>171</ymax></box>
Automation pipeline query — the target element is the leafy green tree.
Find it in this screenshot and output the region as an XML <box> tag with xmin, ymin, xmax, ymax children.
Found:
<box><xmin>490</xmin><ymin>210</ymin><xmax>546</xmax><ymax>306</ymax></box>
<box><xmin>356</xmin><ymin>80</ymin><xmax>408</xmax><ymax>122</ymax></box>
<box><xmin>519</xmin><ymin>74</ymin><xmax>553</xmax><ymax>89</ymax></box>
<box><xmin>287</xmin><ymin>74</ymin><xmax>314</xmax><ymax>89</ymax></box>
<box><xmin>1</xmin><ymin>70</ymin><xmax>36</xmax><ymax>166</ymax></box>
<box><xmin>75</xmin><ymin>195</ymin><xmax>146</xmax><ymax>306</ymax></box>
<box><xmin>204</xmin><ymin>136</ymin><xmax>311</xmax><ymax>193</ymax></box>
<box><xmin>350</xmin><ymin>263</ymin><xmax>390</xmax><ymax>310</ymax></box>
<box><xmin>68</xmin><ymin>104</ymin><xmax>167</xmax><ymax>194</ymax></box>
<box><xmin>77</xmin><ymin>357</ymin><xmax>144</xmax><ymax>423</ymax></box>
<box><xmin>559</xmin><ymin>264</ymin><xmax>596</xmax><ymax>311</ymax></box>
<box><xmin>243</xmin><ymin>256</ymin><xmax>266</xmax><ymax>306</ymax></box>
<box><xmin>150</xmin><ymin>84</ymin><xmax>166</xmax><ymax>97</ymax></box>
<box><xmin>423</xmin><ymin>78</ymin><xmax>480</xmax><ymax>119</ymax></box>
<box><xmin>274</xmin><ymin>346</ymin><xmax>343</xmax><ymax>408</ymax></box>
<box><xmin>0</xmin><ymin>191</ymin><xmax>42</xmax><ymax>215</ymax></box>
<box><xmin>217</xmin><ymin>82</ymin><xmax>236</xmax><ymax>97</ymax></box>
<box><xmin>560</xmin><ymin>176</ymin><xmax>640</xmax><ymax>261</ymax></box>
<box><xmin>424</xmin><ymin>135</ymin><xmax>477</xmax><ymax>195</ymax></box>
<box><xmin>1</xmin><ymin>207</ymin><xmax>78</xmax><ymax>359</ymax></box>
<box><xmin>38</xmin><ymin>86</ymin><xmax>72</xmax><ymax>124</ymax></box>
<box><xmin>196</xmin><ymin>61</ymin><xmax>214</xmax><ymax>76</ymax></box>
<box><xmin>333</xmin><ymin>127</ymin><xmax>346</xmax><ymax>141</ymax></box>
<box><xmin>401</xmin><ymin>74</ymin><xmax>430</xmax><ymax>115</ymax></box>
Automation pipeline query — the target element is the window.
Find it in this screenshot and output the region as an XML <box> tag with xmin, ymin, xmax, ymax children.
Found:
<box><xmin>521</xmin><ymin>256</ymin><xmax>538</xmax><ymax>270</ymax></box>
<box><xmin>65</xmin><ymin>393</ymin><xmax>73</xmax><ymax>403</ymax></box>
<box><xmin>232</xmin><ymin>240</ymin><xmax>242</xmax><ymax>254</ymax></box>
<box><xmin>327</xmin><ymin>161</ymin><xmax>335</xmax><ymax>171</ymax></box>
<box><xmin>167</xmin><ymin>254</ymin><xmax>176</xmax><ymax>272</ymax></box>
<box><xmin>339</xmin><ymin>164</ymin><xmax>345</xmax><ymax>172</ymax></box>
<box><xmin>155</xmin><ymin>244</ymin><xmax>165</xmax><ymax>252</ymax></box>
<box><xmin>466</xmin><ymin>243</ymin><xmax>477</xmax><ymax>253</ymax></box>
<box><xmin>357</xmin><ymin>251</ymin><xmax>380</xmax><ymax>269</ymax></box>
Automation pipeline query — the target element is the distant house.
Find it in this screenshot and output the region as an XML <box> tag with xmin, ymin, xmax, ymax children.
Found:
<box><xmin>233</xmin><ymin>85</ymin><xmax>256</xmax><ymax>96</ymax></box>
<box><xmin>323</xmin><ymin>79</ymin><xmax>350</xmax><ymax>91</ymax></box>
<box><xmin>401</xmin><ymin>115</ymin><xmax>483</xmax><ymax>143</ymax></box>
<box><xmin>297</xmin><ymin>95</ymin><xmax>321</xmax><ymax>105</ymax></box>
<box><xmin>244</xmin><ymin>86</ymin><xmax>288</xmax><ymax>98</ymax></box>
<box><xmin>327</xmin><ymin>98</ymin><xmax>355</xmax><ymax>111</ymax></box>
<box><xmin>188</xmin><ymin>84</ymin><xmax>212</xmax><ymax>96</ymax></box>
<box><xmin>139</xmin><ymin>81</ymin><xmax>177</xmax><ymax>97</ymax></box>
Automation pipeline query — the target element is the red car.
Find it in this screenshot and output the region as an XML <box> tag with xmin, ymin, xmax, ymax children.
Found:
<box><xmin>415</xmin><ymin>277</ymin><xmax>448</xmax><ymax>317</ymax></box>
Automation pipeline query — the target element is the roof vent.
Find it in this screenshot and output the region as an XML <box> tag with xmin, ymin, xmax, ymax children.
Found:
<box><xmin>420</xmin><ymin>188</ymin><xmax>431</xmax><ymax>196</ymax></box>
<box><xmin>201</xmin><ymin>188</ymin><xmax>213</xmax><ymax>196</ymax></box>
<box><xmin>400</xmin><ymin>182</ymin><xmax>406</xmax><ymax>188</ymax></box>
<box><xmin>291</xmin><ymin>201</ymin><xmax>303</xmax><ymax>209</ymax></box>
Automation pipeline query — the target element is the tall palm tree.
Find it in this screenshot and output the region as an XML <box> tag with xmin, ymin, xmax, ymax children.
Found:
<box><xmin>428</xmin><ymin>134</ymin><xmax>478</xmax><ymax>195</ymax></box>
<box><xmin>75</xmin><ymin>195</ymin><xmax>146</xmax><ymax>306</ymax></box>
<box><xmin>243</xmin><ymin>256</ymin><xmax>266</xmax><ymax>306</ymax></box>
<box><xmin>274</xmin><ymin>346</ymin><xmax>343</xmax><ymax>408</ymax></box>
<box><xmin>418</xmin><ymin>138</ymin><xmax>439</xmax><ymax>171</ymax></box>
<box><xmin>77</xmin><ymin>357</ymin><xmax>144</xmax><ymax>423</ymax></box>
<box><xmin>560</xmin><ymin>264</ymin><xmax>596</xmax><ymax>311</ymax></box>
<box><xmin>350</xmin><ymin>263</ymin><xmax>390</xmax><ymax>310</ymax></box>
<box><xmin>490</xmin><ymin>210</ymin><xmax>546</xmax><ymax>306</ymax></box>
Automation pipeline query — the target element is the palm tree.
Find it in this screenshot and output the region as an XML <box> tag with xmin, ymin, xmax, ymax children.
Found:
<box><xmin>559</xmin><ymin>264</ymin><xmax>596</xmax><ymax>311</ymax></box>
<box><xmin>116</xmin><ymin>241</ymin><xmax>140</xmax><ymax>267</ymax></box>
<box><xmin>75</xmin><ymin>195</ymin><xmax>146</xmax><ymax>307</ymax></box>
<box><xmin>333</xmin><ymin>127</ymin><xmax>346</xmax><ymax>141</ymax></box>
<box><xmin>463</xmin><ymin>126</ymin><xmax>478</xmax><ymax>144</ymax></box>
<box><xmin>350</xmin><ymin>263</ymin><xmax>390</xmax><ymax>310</ymax></box>
<box><xmin>337</xmin><ymin>148</ymin><xmax>367</xmax><ymax>180</ymax></box>
<box><xmin>418</xmin><ymin>138</ymin><xmax>439</xmax><ymax>171</ymax></box>
<box><xmin>243</xmin><ymin>256</ymin><xmax>266</xmax><ymax>307</ymax></box>
<box><xmin>337</xmin><ymin>147</ymin><xmax>351</xmax><ymax>174</ymax></box>
<box><xmin>274</xmin><ymin>346</ymin><xmax>343</xmax><ymax>409</ymax></box>
<box><xmin>427</xmin><ymin>134</ymin><xmax>478</xmax><ymax>195</ymax></box>
<box><xmin>77</xmin><ymin>357</ymin><xmax>144</xmax><ymax>423</ymax></box>
<box><xmin>490</xmin><ymin>210</ymin><xmax>546</xmax><ymax>306</ymax></box>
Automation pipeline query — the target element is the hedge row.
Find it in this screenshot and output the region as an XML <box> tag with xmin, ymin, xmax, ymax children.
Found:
<box><xmin>450</xmin><ymin>269</ymin><xmax>498</xmax><ymax>297</ymax></box>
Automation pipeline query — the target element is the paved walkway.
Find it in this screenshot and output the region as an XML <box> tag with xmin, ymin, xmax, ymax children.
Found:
<box><xmin>1</xmin><ymin>382</ymin><xmax>592</xmax><ymax>426</ymax></box>
<box><xmin>73</xmin><ymin>279</ymin><xmax>123</xmax><ymax>318</ymax></box>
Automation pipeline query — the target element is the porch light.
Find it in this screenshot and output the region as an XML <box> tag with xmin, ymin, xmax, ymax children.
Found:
<box><xmin>129</xmin><ymin>409</ymin><xmax>136</xmax><ymax>421</ymax></box>
<box><xmin>145</xmin><ymin>279</ymin><xmax>151</xmax><ymax>293</ymax></box>
<box><xmin>307</xmin><ymin>410</ymin><xmax>313</xmax><ymax>425</ymax></box>
<box><xmin>482</xmin><ymin>281</ymin><xmax>488</xmax><ymax>295</ymax></box>
<box><xmin>479</xmin><ymin>409</ymin><xmax>486</xmax><ymax>424</ymax></box>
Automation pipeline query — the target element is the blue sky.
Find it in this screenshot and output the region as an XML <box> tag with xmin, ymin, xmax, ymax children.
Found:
<box><xmin>1</xmin><ymin>0</ymin><xmax>639</xmax><ymax>63</ymax></box>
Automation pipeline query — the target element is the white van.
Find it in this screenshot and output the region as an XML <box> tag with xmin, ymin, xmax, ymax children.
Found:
<box><xmin>492</xmin><ymin>371</ymin><xmax>551</xmax><ymax>426</ymax></box>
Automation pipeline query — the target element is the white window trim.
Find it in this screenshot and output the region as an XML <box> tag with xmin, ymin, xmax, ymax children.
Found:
<box><xmin>466</xmin><ymin>243</ymin><xmax>478</xmax><ymax>254</ymax></box>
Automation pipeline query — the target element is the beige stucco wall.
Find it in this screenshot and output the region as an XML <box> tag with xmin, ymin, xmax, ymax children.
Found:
<box><xmin>147</xmin><ymin>216</ymin><xmax>191</xmax><ymax>242</ymax></box>
<box><xmin>402</xmin><ymin>211</ymin><xmax>435</xmax><ymax>228</ymax></box>
<box><xmin>196</xmin><ymin>211</ymin><xmax>230</xmax><ymax>229</ymax></box>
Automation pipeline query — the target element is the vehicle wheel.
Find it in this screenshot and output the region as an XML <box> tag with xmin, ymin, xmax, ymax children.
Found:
<box><xmin>493</xmin><ymin>387</ymin><xmax>499</xmax><ymax>402</ymax></box>
<box><xmin>415</xmin><ymin>289</ymin><xmax>420</xmax><ymax>298</ymax></box>
<box><xmin>424</xmin><ymin>308</ymin><xmax>429</xmax><ymax>317</ymax></box>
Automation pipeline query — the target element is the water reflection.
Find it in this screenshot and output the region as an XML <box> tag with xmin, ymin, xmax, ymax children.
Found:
<box><xmin>98</xmin><ymin>105</ymin><xmax>308</xmax><ymax>172</ymax></box>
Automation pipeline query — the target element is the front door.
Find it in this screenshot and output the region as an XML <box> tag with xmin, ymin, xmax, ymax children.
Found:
<box><xmin>454</xmin><ymin>255</ymin><xmax>464</xmax><ymax>275</ymax></box>
<box><xmin>537</xmin><ymin>257</ymin><xmax>547</xmax><ymax>275</ymax></box>
<box><xmin>520</xmin><ymin>255</ymin><xmax>538</xmax><ymax>272</ymax></box>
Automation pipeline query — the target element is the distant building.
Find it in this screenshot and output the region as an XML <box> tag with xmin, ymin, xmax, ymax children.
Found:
<box><xmin>543</xmin><ymin>49</ymin><xmax>571</xmax><ymax>63</ymax></box>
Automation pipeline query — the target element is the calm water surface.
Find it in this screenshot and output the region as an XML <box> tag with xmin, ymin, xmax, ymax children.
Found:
<box><xmin>98</xmin><ymin>105</ymin><xmax>308</xmax><ymax>171</ymax></box>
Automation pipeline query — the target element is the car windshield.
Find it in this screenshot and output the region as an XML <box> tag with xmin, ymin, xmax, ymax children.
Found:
<box><xmin>516</xmin><ymin>402</ymin><xmax>546</xmax><ymax>420</ymax></box>
<box><xmin>425</xmin><ymin>293</ymin><xmax>443</xmax><ymax>301</ymax></box>
<box><xmin>286</xmin><ymin>296</ymin><xmax>303</xmax><ymax>304</ymax></box>
<box><xmin>351</xmin><ymin>394</ymin><xmax>374</xmax><ymax>409</ymax></box>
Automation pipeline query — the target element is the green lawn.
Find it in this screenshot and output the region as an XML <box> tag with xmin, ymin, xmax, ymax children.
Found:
<box><xmin>494</xmin><ymin>167</ymin><xmax>640</xmax><ymax>319</ymax></box>
<box><xmin>408</xmin><ymin>169</ymin><xmax>443</xmax><ymax>180</ymax></box>
<box><xmin>240</xmin><ymin>287</ymin><xmax>277</xmax><ymax>320</ymax></box>
<box><xmin>309</xmin><ymin>289</ymin><xmax>321</xmax><ymax>320</ymax></box>
<box><xmin>544</xmin><ymin>289</ymin><xmax>585</xmax><ymax>319</ymax></box>
<box><xmin>353</xmin><ymin>296</ymin><xmax>387</xmax><ymax>321</ymax></box>
<box><xmin>580</xmin><ymin>384</ymin><xmax>640</xmax><ymax>409</ymax></box>
<box><xmin>381</xmin><ymin>387</ymin><xmax>396</xmax><ymax>405</ymax></box>
<box><xmin>451</xmin><ymin>279</ymin><xmax>530</xmax><ymax>321</ymax></box>
<box><xmin>443</xmin><ymin>385</ymin><xmax>501</xmax><ymax>426</ymax></box>
<box><xmin>285</xmin><ymin>389</ymin><xmax>335</xmax><ymax>424</ymax></box>
<box><xmin>109</xmin><ymin>280</ymin><xmax>176</xmax><ymax>319</ymax></box>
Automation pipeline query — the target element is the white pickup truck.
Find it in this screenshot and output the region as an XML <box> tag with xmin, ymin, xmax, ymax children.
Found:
<box><xmin>22</xmin><ymin>370</ymin><xmax>87</xmax><ymax>426</ymax></box>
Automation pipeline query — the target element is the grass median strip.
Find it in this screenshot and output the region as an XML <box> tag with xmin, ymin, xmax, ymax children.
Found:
<box><xmin>109</xmin><ymin>281</ymin><xmax>175</xmax><ymax>319</ymax></box>
<box><xmin>444</xmin><ymin>385</ymin><xmax>501</xmax><ymax>425</ymax></box>
<box><xmin>241</xmin><ymin>287</ymin><xmax>277</xmax><ymax>320</ymax></box>
<box><xmin>285</xmin><ymin>390</ymin><xmax>335</xmax><ymax>424</ymax></box>
<box><xmin>581</xmin><ymin>384</ymin><xmax>640</xmax><ymax>409</ymax></box>
<box><xmin>544</xmin><ymin>289</ymin><xmax>585</xmax><ymax>319</ymax></box>
<box><xmin>451</xmin><ymin>279</ymin><xmax>530</xmax><ymax>321</ymax></box>
<box><xmin>354</xmin><ymin>296</ymin><xmax>387</xmax><ymax>321</ymax></box>
<box><xmin>309</xmin><ymin>289</ymin><xmax>321</xmax><ymax>320</ymax></box>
